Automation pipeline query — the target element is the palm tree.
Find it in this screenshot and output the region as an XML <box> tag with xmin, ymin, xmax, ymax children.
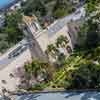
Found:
<box><xmin>47</xmin><ymin>44</ymin><xmax>56</xmax><ymax>53</ymax></box>
<box><xmin>24</xmin><ymin>60</ymin><xmax>54</xmax><ymax>83</ymax></box>
<box><xmin>46</xmin><ymin>44</ymin><xmax>59</xmax><ymax>59</ymax></box>
<box><xmin>56</xmin><ymin>35</ymin><xmax>69</xmax><ymax>56</ymax></box>
<box><xmin>38</xmin><ymin>61</ymin><xmax>54</xmax><ymax>81</ymax></box>
<box><xmin>56</xmin><ymin>35</ymin><xmax>68</xmax><ymax>48</ymax></box>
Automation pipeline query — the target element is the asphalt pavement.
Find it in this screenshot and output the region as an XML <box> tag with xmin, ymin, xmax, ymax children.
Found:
<box><xmin>15</xmin><ymin>91</ymin><xmax>100</xmax><ymax>100</ymax></box>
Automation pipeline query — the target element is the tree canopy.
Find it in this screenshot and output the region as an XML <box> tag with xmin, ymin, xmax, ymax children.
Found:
<box><xmin>0</xmin><ymin>11</ymin><xmax>24</xmax><ymax>53</ymax></box>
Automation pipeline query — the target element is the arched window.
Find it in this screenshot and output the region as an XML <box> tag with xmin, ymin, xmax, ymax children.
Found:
<box><xmin>1</xmin><ymin>80</ymin><xmax>7</xmax><ymax>84</ymax></box>
<box><xmin>9</xmin><ymin>73</ymin><xmax>14</xmax><ymax>78</ymax></box>
<box><xmin>31</xmin><ymin>22</ymin><xmax>38</xmax><ymax>32</ymax></box>
<box><xmin>66</xmin><ymin>45</ymin><xmax>72</xmax><ymax>53</ymax></box>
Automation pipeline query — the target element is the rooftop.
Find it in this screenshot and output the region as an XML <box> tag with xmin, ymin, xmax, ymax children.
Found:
<box><xmin>23</xmin><ymin>15</ymin><xmax>37</xmax><ymax>25</ymax></box>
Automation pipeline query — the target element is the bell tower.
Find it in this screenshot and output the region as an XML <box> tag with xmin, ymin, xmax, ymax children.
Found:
<box><xmin>23</xmin><ymin>15</ymin><xmax>42</xmax><ymax>38</ymax></box>
<box><xmin>22</xmin><ymin>15</ymin><xmax>48</xmax><ymax>61</ymax></box>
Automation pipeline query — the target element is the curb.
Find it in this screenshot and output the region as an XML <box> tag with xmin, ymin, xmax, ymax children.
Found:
<box><xmin>9</xmin><ymin>88</ymin><xmax>100</xmax><ymax>96</ymax></box>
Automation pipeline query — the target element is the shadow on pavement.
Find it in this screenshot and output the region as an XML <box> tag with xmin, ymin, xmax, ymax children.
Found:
<box><xmin>64</xmin><ymin>91</ymin><xmax>100</xmax><ymax>100</ymax></box>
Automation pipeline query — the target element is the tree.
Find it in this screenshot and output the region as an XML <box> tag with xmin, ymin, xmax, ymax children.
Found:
<box><xmin>78</xmin><ymin>0</ymin><xmax>100</xmax><ymax>49</ymax></box>
<box><xmin>85</xmin><ymin>0</ymin><xmax>97</xmax><ymax>14</ymax></box>
<box><xmin>22</xmin><ymin>0</ymin><xmax>47</xmax><ymax>16</ymax></box>
<box><xmin>5</xmin><ymin>11</ymin><xmax>22</xmax><ymax>27</ymax></box>
<box><xmin>0</xmin><ymin>11</ymin><xmax>24</xmax><ymax>53</ymax></box>
<box><xmin>0</xmin><ymin>41</ymin><xmax>9</xmax><ymax>53</ymax></box>
<box><xmin>85</xmin><ymin>19</ymin><xmax>100</xmax><ymax>48</ymax></box>
<box><xmin>56</xmin><ymin>35</ymin><xmax>68</xmax><ymax>48</ymax></box>
<box><xmin>53</xmin><ymin>0</ymin><xmax>75</xmax><ymax>18</ymax></box>
<box><xmin>86</xmin><ymin>0</ymin><xmax>100</xmax><ymax>23</ymax></box>
<box><xmin>46</xmin><ymin>44</ymin><xmax>59</xmax><ymax>59</ymax></box>
<box><xmin>61</xmin><ymin>56</ymin><xmax>100</xmax><ymax>89</ymax></box>
<box><xmin>24</xmin><ymin>60</ymin><xmax>54</xmax><ymax>81</ymax></box>
<box><xmin>47</xmin><ymin>44</ymin><xmax>56</xmax><ymax>53</ymax></box>
<box><xmin>53</xmin><ymin>8</ymin><xmax>68</xmax><ymax>18</ymax></box>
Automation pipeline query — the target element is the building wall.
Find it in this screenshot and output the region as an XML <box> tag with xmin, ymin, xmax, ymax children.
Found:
<box><xmin>67</xmin><ymin>20</ymin><xmax>83</xmax><ymax>47</ymax></box>
<box><xmin>36</xmin><ymin>30</ymin><xmax>49</xmax><ymax>52</ymax></box>
<box><xmin>49</xmin><ymin>25</ymin><xmax>73</xmax><ymax>50</ymax></box>
<box><xmin>35</xmin><ymin>24</ymin><xmax>74</xmax><ymax>52</ymax></box>
<box><xmin>30</xmin><ymin>37</ymin><xmax>48</xmax><ymax>61</ymax></box>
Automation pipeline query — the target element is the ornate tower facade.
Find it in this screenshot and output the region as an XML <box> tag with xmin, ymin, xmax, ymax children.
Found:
<box><xmin>22</xmin><ymin>15</ymin><xmax>48</xmax><ymax>61</ymax></box>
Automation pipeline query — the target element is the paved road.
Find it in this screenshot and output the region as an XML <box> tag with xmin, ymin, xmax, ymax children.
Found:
<box><xmin>0</xmin><ymin>39</ymin><xmax>29</xmax><ymax>68</ymax></box>
<box><xmin>0</xmin><ymin>58</ymin><xmax>12</xmax><ymax>69</ymax></box>
<box><xmin>15</xmin><ymin>91</ymin><xmax>100</xmax><ymax>100</ymax></box>
<box><xmin>48</xmin><ymin>7</ymin><xmax>85</xmax><ymax>37</ymax></box>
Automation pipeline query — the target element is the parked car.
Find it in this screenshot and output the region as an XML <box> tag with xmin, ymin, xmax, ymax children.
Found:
<box><xmin>8</xmin><ymin>45</ymin><xmax>27</xmax><ymax>59</ymax></box>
